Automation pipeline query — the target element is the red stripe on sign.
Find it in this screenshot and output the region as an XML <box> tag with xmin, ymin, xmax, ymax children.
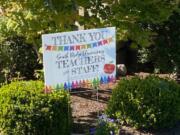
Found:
<box><xmin>46</xmin><ymin>46</ymin><xmax>52</xmax><ymax>51</ymax></box>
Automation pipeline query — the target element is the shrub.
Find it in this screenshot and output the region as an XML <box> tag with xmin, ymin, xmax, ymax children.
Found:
<box><xmin>0</xmin><ymin>36</ymin><xmax>39</xmax><ymax>81</ymax></box>
<box><xmin>137</xmin><ymin>11</ymin><xmax>180</xmax><ymax>73</ymax></box>
<box><xmin>0</xmin><ymin>81</ymin><xmax>71</xmax><ymax>135</ymax></box>
<box><xmin>34</xmin><ymin>69</ymin><xmax>44</xmax><ymax>81</ymax></box>
<box><xmin>107</xmin><ymin>76</ymin><xmax>180</xmax><ymax>129</ymax></box>
<box><xmin>94</xmin><ymin>114</ymin><xmax>119</xmax><ymax>135</ymax></box>
<box><xmin>152</xmin><ymin>11</ymin><xmax>180</xmax><ymax>73</ymax></box>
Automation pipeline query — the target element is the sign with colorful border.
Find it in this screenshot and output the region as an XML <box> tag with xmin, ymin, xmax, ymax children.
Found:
<box><xmin>42</xmin><ymin>27</ymin><xmax>116</xmax><ymax>90</ymax></box>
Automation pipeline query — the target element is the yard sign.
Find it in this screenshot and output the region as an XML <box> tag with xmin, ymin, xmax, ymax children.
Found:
<box><xmin>42</xmin><ymin>27</ymin><xmax>116</xmax><ymax>90</ymax></box>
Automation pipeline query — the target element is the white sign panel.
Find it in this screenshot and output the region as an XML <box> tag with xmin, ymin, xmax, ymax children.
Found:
<box><xmin>42</xmin><ymin>27</ymin><xmax>116</xmax><ymax>90</ymax></box>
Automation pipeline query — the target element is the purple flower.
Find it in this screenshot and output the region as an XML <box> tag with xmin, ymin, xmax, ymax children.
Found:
<box><xmin>89</xmin><ymin>128</ymin><xmax>96</xmax><ymax>135</ymax></box>
<box><xmin>110</xmin><ymin>130</ymin><xmax>115</xmax><ymax>135</ymax></box>
<box><xmin>99</xmin><ymin>114</ymin><xmax>107</xmax><ymax>120</ymax></box>
<box><xmin>108</xmin><ymin>118</ymin><xmax>115</xmax><ymax>123</ymax></box>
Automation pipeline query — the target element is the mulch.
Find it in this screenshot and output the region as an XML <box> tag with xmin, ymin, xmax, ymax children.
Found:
<box><xmin>70</xmin><ymin>74</ymin><xmax>180</xmax><ymax>134</ymax></box>
<box><xmin>71</xmin><ymin>85</ymin><xmax>112</xmax><ymax>134</ymax></box>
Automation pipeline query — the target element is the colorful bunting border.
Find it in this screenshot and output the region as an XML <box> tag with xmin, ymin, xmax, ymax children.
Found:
<box><xmin>45</xmin><ymin>75</ymin><xmax>116</xmax><ymax>91</ymax></box>
<box><xmin>45</xmin><ymin>37</ymin><xmax>114</xmax><ymax>52</ymax></box>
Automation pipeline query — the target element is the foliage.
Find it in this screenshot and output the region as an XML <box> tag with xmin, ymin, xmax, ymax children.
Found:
<box><xmin>0</xmin><ymin>0</ymin><xmax>179</xmax><ymax>77</ymax></box>
<box><xmin>95</xmin><ymin>114</ymin><xmax>119</xmax><ymax>135</ymax></box>
<box><xmin>0</xmin><ymin>0</ymin><xmax>179</xmax><ymax>48</ymax></box>
<box><xmin>152</xmin><ymin>10</ymin><xmax>180</xmax><ymax>73</ymax></box>
<box><xmin>0</xmin><ymin>81</ymin><xmax>71</xmax><ymax>135</ymax></box>
<box><xmin>137</xmin><ymin>47</ymin><xmax>155</xmax><ymax>73</ymax></box>
<box><xmin>82</xmin><ymin>0</ymin><xmax>179</xmax><ymax>46</ymax></box>
<box><xmin>0</xmin><ymin>41</ymin><xmax>10</xmax><ymax>83</ymax></box>
<box><xmin>138</xmin><ymin>48</ymin><xmax>151</xmax><ymax>64</ymax></box>
<box><xmin>0</xmin><ymin>0</ymin><xmax>79</xmax><ymax>47</ymax></box>
<box><xmin>137</xmin><ymin>9</ymin><xmax>180</xmax><ymax>73</ymax></box>
<box><xmin>0</xmin><ymin>37</ymin><xmax>39</xmax><ymax>81</ymax></box>
<box><xmin>34</xmin><ymin>69</ymin><xmax>44</xmax><ymax>81</ymax></box>
<box><xmin>107</xmin><ymin>76</ymin><xmax>180</xmax><ymax>129</ymax></box>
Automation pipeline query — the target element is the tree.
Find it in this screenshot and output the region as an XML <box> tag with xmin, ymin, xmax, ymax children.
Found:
<box><xmin>81</xmin><ymin>0</ymin><xmax>179</xmax><ymax>46</ymax></box>
<box><xmin>0</xmin><ymin>37</ymin><xmax>39</xmax><ymax>81</ymax></box>
<box><xmin>0</xmin><ymin>0</ymin><xmax>83</xmax><ymax>81</ymax></box>
<box><xmin>0</xmin><ymin>0</ymin><xmax>179</xmax><ymax>71</ymax></box>
<box><xmin>0</xmin><ymin>0</ymin><xmax>79</xmax><ymax>47</ymax></box>
<box><xmin>151</xmin><ymin>9</ymin><xmax>180</xmax><ymax>73</ymax></box>
<box><xmin>0</xmin><ymin>0</ymin><xmax>178</xmax><ymax>48</ymax></box>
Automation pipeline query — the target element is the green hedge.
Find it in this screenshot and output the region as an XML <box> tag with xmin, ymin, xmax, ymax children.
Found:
<box><xmin>107</xmin><ymin>76</ymin><xmax>180</xmax><ymax>129</ymax></box>
<box><xmin>0</xmin><ymin>81</ymin><xmax>71</xmax><ymax>135</ymax></box>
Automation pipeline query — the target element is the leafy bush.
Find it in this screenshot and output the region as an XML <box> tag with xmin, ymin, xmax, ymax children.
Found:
<box><xmin>0</xmin><ymin>81</ymin><xmax>71</xmax><ymax>135</ymax></box>
<box><xmin>34</xmin><ymin>69</ymin><xmax>44</xmax><ymax>81</ymax></box>
<box><xmin>152</xmin><ymin>11</ymin><xmax>180</xmax><ymax>73</ymax></box>
<box><xmin>107</xmin><ymin>76</ymin><xmax>180</xmax><ymax>129</ymax></box>
<box><xmin>137</xmin><ymin>10</ymin><xmax>180</xmax><ymax>73</ymax></box>
<box><xmin>94</xmin><ymin>114</ymin><xmax>119</xmax><ymax>135</ymax></box>
<box><xmin>0</xmin><ymin>36</ymin><xmax>39</xmax><ymax>81</ymax></box>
